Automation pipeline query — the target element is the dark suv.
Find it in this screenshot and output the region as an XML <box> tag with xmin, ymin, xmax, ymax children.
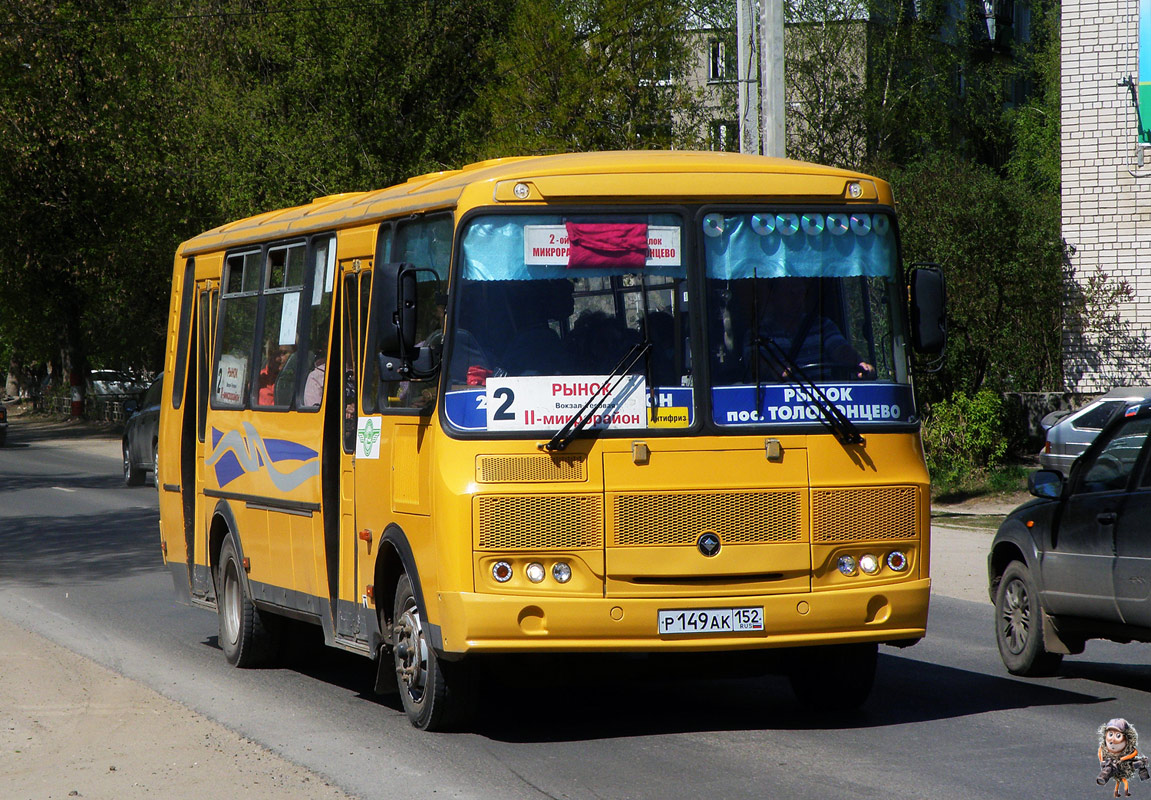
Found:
<box><xmin>989</xmin><ymin>400</ymin><xmax>1151</xmax><ymax>676</ymax></box>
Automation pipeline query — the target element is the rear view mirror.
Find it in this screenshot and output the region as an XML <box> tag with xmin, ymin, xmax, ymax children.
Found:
<box><xmin>909</xmin><ymin>265</ymin><xmax>946</xmax><ymax>355</ymax></box>
<box><xmin>375</xmin><ymin>262</ymin><xmax>419</xmax><ymax>356</ymax></box>
<box><xmin>1028</xmin><ymin>469</ymin><xmax>1064</xmax><ymax>499</ymax></box>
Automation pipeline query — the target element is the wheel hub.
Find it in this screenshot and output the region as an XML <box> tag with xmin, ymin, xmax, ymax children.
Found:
<box><xmin>395</xmin><ymin>608</ymin><xmax>428</xmax><ymax>698</ymax></box>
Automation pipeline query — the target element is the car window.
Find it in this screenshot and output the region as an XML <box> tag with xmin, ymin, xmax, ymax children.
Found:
<box><xmin>1079</xmin><ymin>415</ymin><xmax>1151</xmax><ymax>493</ymax></box>
<box><xmin>143</xmin><ymin>378</ymin><xmax>164</xmax><ymax>408</ymax></box>
<box><xmin>1074</xmin><ymin>400</ymin><xmax>1123</xmax><ymax>430</ymax></box>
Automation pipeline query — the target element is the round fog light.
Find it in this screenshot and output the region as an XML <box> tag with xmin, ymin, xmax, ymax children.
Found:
<box><xmin>837</xmin><ymin>555</ymin><xmax>857</xmax><ymax>576</ymax></box>
<box><xmin>859</xmin><ymin>553</ymin><xmax>880</xmax><ymax>574</ymax></box>
<box><xmin>887</xmin><ymin>551</ymin><xmax>908</xmax><ymax>572</ymax></box>
<box><xmin>492</xmin><ymin>561</ymin><xmax>513</xmax><ymax>583</ymax></box>
<box><xmin>552</xmin><ymin>562</ymin><xmax>572</xmax><ymax>583</ymax></box>
<box><xmin>525</xmin><ymin>562</ymin><xmax>546</xmax><ymax>583</ymax></box>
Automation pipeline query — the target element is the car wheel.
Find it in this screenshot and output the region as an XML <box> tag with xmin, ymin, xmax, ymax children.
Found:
<box><xmin>123</xmin><ymin>441</ymin><xmax>144</xmax><ymax>486</ymax></box>
<box><xmin>995</xmin><ymin>561</ymin><xmax>1063</xmax><ymax>676</ymax></box>
<box><xmin>392</xmin><ymin>573</ymin><xmax>475</xmax><ymax>730</ymax></box>
<box><xmin>216</xmin><ymin>536</ymin><xmax>279</xmax><ymax>667</ymax></box>
<box><xmin>787</xmin><ymin>642</ymin><xmax>877</xmax><ymax>710</ymax></box>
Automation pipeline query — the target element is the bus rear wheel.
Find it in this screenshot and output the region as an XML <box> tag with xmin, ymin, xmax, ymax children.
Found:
<box><xmin>217</xmin><ymin>536</ymin><xmax>278</xmax><ymax>667</ymax></box>
<box><xmin>787</xmin><ymin>642</ymin><xmax>877</xmax><ymax>710</ymax></box>
<box><xmin>392</xmin><ymin>573</ymin><xmax>475</xmax><ymax>731</ymax></box>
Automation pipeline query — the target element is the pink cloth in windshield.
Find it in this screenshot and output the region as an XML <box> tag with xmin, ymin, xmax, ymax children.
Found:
<box><xmin>565</xmin><ymin>222</ymin><xmax>648</xmax><ymax>269</ymax></box>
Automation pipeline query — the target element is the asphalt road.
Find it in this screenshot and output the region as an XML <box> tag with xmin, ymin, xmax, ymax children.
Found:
<box><xmin>0</xmin><ymin>420</ymin><xmax>1145</xmax><ymax>799</ymax></box>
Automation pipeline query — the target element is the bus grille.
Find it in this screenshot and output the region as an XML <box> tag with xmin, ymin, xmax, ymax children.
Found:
<box><xmin>476</xmin><ymin>494</ymin><xmax>603</xmax><ymax>549</ymax></box>
<box><xmin>476</xmin><ymin>454</ymin><xmax>585</xmax><ymax>483</ymax></box>
<box><xmin>810</xmin><ymin>486</ymin><xmax>918</xmax><ymax>542</ymax></box>
<box><xmin>611</xmin><ymin>491</ymin><xmax>803</xmax><ymax>547</ymax></box>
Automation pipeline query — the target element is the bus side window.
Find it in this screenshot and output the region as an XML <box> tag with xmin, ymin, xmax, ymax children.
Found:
<box><xmin>301</xmin><ymin>236</ymin><xmax>336</xmax><ymax>410</ymax></box>
<box><xmin>381</xmin><ymin>214</ymin><xmax>457</xmax><ymax>411</ymax></box>
<box><xmin>255</xmin><ymin>243</ymin><xmax>306</xmax><ymax>409</ymax></box>
<box><xmin>213</xmin><ymin>251</ymin><xmax>261</xmax><ymax>408</ymax></box>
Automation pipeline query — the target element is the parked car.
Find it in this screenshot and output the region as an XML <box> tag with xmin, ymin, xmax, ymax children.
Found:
<box><xmin>89</xmin><ymin>369</ymin><xmax>149</xmax><ymax>398</ymax></box>
<box><xmin>1038</xmin><ymin>386</ymin><xmax>1151</xmax><ymax>472</ymax></box>
<box><xmin>123</xmin><ymin>374</ymin><xmax>163</xmax><ymax>486</ymax></box>
<box><xmin>989</xmin><ymin>398</ymin><xmax>1151</xmax><ymax>676</ymax></box>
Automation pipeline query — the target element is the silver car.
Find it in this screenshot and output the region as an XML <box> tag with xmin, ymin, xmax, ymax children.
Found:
<box><xmin>1039</xmin><ymin>386</ymin><xmax>1151</xmax><ymax>472</ymax></box>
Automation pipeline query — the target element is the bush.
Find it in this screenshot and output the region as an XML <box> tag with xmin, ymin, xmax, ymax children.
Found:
<box><xmin>922</xmin><ymin>390</ymin><xmax>1009</xmax><ymax>486</ymax></box>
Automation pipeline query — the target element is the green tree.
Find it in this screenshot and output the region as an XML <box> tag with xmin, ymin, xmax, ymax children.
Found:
<box><xmin>475</xmin><ymin>0</ymin><xmax>708</xmax><ymax>155</ymax></box>
<box><xmin>0</xmin><ymin>0</ymin><xmax>194</xmax><ymax>395</ymax></box>
<box><xmin>890</xmin><ymin>152</ymin><xmax>1063</xmax><ymax>402</ymax></box>
<box><xmin>0</xmin><ymin>0</ymin><xmax>517</xmax><ymax>404</ymax></box>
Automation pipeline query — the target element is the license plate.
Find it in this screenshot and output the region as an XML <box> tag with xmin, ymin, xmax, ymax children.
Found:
<box><xmin>658</xmin><ymin>607</ymin><xmax>765</xmax><ymax>635</ymax></box>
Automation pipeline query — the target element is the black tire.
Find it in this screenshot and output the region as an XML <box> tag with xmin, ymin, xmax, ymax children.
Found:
<box><xmin>123</xmin><ymin>441</ymin><xmax>144</xmax><ymax>486</ymax></box>
<box><xmin>392</xmin><ymin>573</ymin><xmax>475</xmax><ymax>731</ymax></box>
<box><xmin>995</xmin><ymin>561</ymin><xmax>1063</xmax><ymax>676</ymax></box>
<box><xmin>217</xmin><ymin>536</ymin><xmax>278</xmax><ymax>667</ymax></box>
<box><xmin>787</xmin><ymin>642</ymin><xmax>877</xmax><ymax>710</ymax></box>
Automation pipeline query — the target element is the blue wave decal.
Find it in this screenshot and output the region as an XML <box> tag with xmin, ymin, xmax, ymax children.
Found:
<box><xmin>206</xmin><ymin>423</ymin><xmax>320</xmax><ymax>490</ymax></box>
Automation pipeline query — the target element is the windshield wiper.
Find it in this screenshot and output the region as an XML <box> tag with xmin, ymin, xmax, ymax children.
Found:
<box><xmin>541</xmin><ymin>342</ymin><xmax>652</xmax><ymax>452</ymax></box>
<box><xmin>755</xmin><ymin>338</ymin><xmax>864</xmax><ymax>446</ymax></box>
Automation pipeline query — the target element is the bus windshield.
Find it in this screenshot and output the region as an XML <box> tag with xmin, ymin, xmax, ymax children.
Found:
<box><xmin>443</xmin><ymin>212</ymin><xmax>692</xmax><ymax>433</ymax></box>
<box><xmin>442</xmin><ymin>208</ymin><xmax>913</xmax><ymax>435</ymax></box>
<box><xmin>702</xmin><ymin>210</ymin><xmax>913</xmax><ymax>429</ymax></box>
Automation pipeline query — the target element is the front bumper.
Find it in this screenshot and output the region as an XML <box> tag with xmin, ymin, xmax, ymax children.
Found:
<box><xmin>434</xmin><ymin>578</ymin><xmax>930</xmax><ymax>654</ymax></box>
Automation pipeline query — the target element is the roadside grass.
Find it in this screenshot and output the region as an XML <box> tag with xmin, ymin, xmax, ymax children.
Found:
<box><xmin>931</xmin><ymin>462</ymin><xmax>1032</xmax><ymax>504</ymax></box>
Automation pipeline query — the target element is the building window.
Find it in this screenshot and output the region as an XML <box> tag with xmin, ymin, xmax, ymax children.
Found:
<box><xmin>710</xmin><ymin>120</ymin><xmax>738</xmax><ymax>152</ymax></box>
<box><xmin>708</xmin><ymin>38</ymin><xmax>734</xmax><ymax>83</ymax></box>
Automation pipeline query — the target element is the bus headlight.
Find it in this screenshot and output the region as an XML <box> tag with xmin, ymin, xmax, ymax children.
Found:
<box><xmin>837</xmin><ymin>555</ymin><xmax>857</xmax><ymax>576</ymax></box>
<box><xmin>859</xmin><ymin>554</ymin><xmax>880</xmax><ymax>575</ymax></box>
<box><xmin>492</xmin><ymin>561</ymin><xmax>513</xmax><ymax>583</ymax></box>
<box><xmin>525</xmin><ymin>562</ymin><xmax>546</xmax><ymax>583</ymax></box>
<box><xmin>887</xmin><ymin>551</ymin><xmax>908</xmax><ymax>572</ymax></box>
<box><xmin>552</xmin><ymin>562</ymin><xmax>572</xmax><ymax>583</ymax></box>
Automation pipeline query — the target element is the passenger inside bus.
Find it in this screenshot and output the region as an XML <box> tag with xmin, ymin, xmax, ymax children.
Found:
<box><xmin>257</xmin><ymin>342</ymin><xmax>295</xmax><ymax>405</ymax></box>
<box><xmin>743</xmin><ymin>277</ymin><xmax>874</xmax><ymax>381</ymax></box>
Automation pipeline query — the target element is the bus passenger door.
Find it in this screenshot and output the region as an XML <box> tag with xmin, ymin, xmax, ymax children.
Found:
<box><xmin>334</xmin><ymin>267</ymin><xmax>369</xmax><ymax>646</ymax></box>
<box><xmin>190</xmin><ymin>282</ymin><xmax>217</xmax><ymax>601</ymax></box>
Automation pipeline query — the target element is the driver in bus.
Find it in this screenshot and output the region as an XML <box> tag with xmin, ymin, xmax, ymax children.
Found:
<box><xmin>744</xmin><ymin>277</ymin><xmax>874</xmax><ymax>381</ymax></box>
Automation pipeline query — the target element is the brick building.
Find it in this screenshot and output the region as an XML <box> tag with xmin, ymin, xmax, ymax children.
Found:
<box><xmin>1062</xmin><ymin>0</ymin><xmax>1151</xmax><ymax>390</ymax></box>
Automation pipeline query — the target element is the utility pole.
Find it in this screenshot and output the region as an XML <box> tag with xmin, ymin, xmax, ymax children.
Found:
<box><xmin>759</xmin><ymin>0</ymin><xmax>785</xmax><ymax>157</ymax></box>
<box><xmin>736</xmin><ymin>0</ymin><xmax>760</xmax><ymax>154</ymax></box>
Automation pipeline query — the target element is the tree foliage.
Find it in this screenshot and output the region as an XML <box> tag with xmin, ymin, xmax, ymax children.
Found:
<box><xmin>0</xmin><ymin>0</ymin><xmax>1067</xmax><ymax>406</ymax></box>
<box><xmin>0</xmin><ymin>0</ymin><xmax>713</xmax><ymax>389</ymax></box>
<box><xmin>475</xmin><ymin>0</ymin><xmax>708</xmax><ymax>155</ymax></box>
<box><xmin>890</xmin><ymin>153</ymin><xmax>1063</xmax><ymax>402</ymax></box>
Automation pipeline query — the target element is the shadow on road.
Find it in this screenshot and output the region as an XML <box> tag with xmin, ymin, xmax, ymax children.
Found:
<box><xmin>4</xmin><ymin>417</ymin><xmax>122</xmax><ymax>445</ymax></box>
<box><xmin>0</xmin><ymin>508</ymin><xmax>162</xmax><ymax>586</ymax></box>
<box><xmin>0</xmin><ymin>471</ymin><xmax>127</xmax><ymax>493</ymax></box>
<box><xmin>463</xmin><ymin>651</ymin><xmax>1105</xmax><ymax>743</ymax></box>
<box><xmin>1059</xmin><ymin>661</ymin><xmax>1151</xmax><ymax>694</ymax></box>
<box><xmin>193</xmin><ymin>635</ymin><xmax>1109</xmax><ymax>742</ymax></box>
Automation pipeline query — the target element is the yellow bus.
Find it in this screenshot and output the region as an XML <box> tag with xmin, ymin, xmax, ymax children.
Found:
<box><xmin>157</xmin><ymin>151</ymin><xmax>945</xmax><ymax>730</ymax></box>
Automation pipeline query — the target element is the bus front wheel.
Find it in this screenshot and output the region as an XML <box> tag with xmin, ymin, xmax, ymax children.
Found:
<box><xmin>392</xmin><ymin>573</ymin><xmax>475</xmax><ymax>731</ymax></box>
<box><xmin>217</xmin><ymin>536</ymin><xmax>278</xmax><ymax>667</ymax></box>
<box><xmin>787</xmin><ymin>642</ymin><xmax>877</xmax><ymax>711</ymax></box>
